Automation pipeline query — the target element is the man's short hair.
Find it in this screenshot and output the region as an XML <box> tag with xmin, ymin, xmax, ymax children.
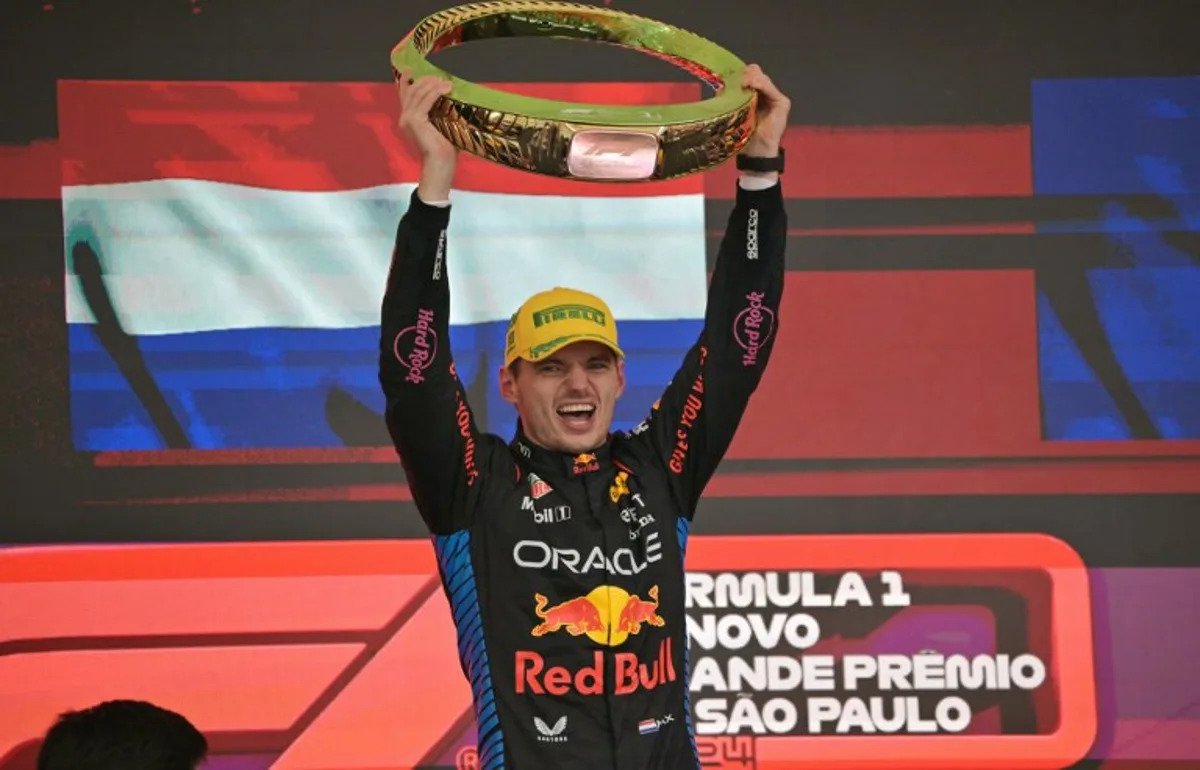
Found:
<box><xmin>37</xmin><ymin>699</ymin><xmax>208</xmax><ymax>770</ymax></box>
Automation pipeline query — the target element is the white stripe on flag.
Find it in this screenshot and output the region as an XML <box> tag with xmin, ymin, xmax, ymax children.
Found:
<box><xmin>63</xmin><ymin>179</ymin><xmax>707</xmax><ymax>336</ymax></box>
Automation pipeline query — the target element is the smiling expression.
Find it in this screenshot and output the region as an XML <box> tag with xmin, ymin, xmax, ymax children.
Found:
<box><xmin>499</xmin><ymin>340</ymin><xmax>626</xmax><ymax>454</ymax></box>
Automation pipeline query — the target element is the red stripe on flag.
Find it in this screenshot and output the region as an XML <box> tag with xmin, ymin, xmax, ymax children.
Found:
<box><xmin>57</xmin><ymin>80</ymin><xmax>704</xmax><ymax>197</ymax></box>
<box><xmin>705</xmin><ymin>125</ymin><xmax>1033</xmax><ymax>199</ymax></box>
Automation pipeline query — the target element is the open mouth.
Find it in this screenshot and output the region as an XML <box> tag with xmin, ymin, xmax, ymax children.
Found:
<box><xmin>556</xmin><ymin>403</ymin><xmax>597</xmax><ymax>430</ymax></box>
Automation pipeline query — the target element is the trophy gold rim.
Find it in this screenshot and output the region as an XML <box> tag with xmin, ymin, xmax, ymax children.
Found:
<box><xmin>390</xmin><ymin>1</ymin><xmax>758</xmax><ymax>181</ymax></box>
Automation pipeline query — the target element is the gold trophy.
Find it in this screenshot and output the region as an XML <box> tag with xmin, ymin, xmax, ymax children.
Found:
<box><xmin>391</xmin><ymin>1</ymin><xmax>757</xmax><ymax>182</ymax></box>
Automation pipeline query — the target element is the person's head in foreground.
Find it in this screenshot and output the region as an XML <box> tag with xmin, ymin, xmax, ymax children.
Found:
<box><xmin>37</xmin><ymin>699</ymin><xmax>208</xmax><ymax>770</ymax></box>
<box><xmin>500</xmin><ymin>286</ymin><xmax>626</xmax><ymax>454</ymax></box>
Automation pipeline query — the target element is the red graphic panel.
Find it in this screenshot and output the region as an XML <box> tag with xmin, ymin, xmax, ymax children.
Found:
<box><xmin>0</xmin><ymin>535</ymin><xmax>1094</xmax><ymax>769</ymax></box>
<box><xmin>704</xmin><ymin>125</ymin><xmax>1033</xmax><ymax>199</ymax></box>
<box><xmin>730</xmin><ymin>270</ymin><xmax>1043</xmax><ymax>460</ymax></box>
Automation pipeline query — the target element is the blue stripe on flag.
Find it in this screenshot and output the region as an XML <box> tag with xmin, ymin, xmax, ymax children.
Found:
<box><xmin>1032</xmin><ymin>76</ymin><xmax>1200</xmax><ymax>439</ymax></box>
<box><xmin>69</xmin><ymin>319</ymin><xmax>702</xmax><ymax>451</ymax></box>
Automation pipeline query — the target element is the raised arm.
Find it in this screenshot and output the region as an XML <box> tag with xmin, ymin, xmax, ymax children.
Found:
<box><xmin>379</xmin><ymin>72</ymin><xmax>484</xmax><ymax>535</ymax></box>
<box><xmin>633</xmin><ymin>66</ymin><xmax>791</xmax><ymax>516</ymax></box>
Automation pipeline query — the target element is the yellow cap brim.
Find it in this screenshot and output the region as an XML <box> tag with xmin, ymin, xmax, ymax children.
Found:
<box><xmin>514</xmin><ymin>334</ymin><xmax>625</xmax><ymax>366</ymax></box>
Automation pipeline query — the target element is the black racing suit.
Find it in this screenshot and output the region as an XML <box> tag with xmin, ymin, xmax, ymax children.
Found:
<box><xmin>379</xmin><ymin>179</ymin><xmax>785</xmax><ymax>769</ymax></box>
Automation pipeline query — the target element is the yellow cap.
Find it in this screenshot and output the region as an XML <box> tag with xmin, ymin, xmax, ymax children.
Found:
<box><xmin>504</xmin><ymin>287</ymin><xmax>624</xmax><ymax>368</ymax></box>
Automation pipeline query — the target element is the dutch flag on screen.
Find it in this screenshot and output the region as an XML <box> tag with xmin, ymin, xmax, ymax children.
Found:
<box><xmin>638</xmin><ymin>718</ymin><xmax>659</xmax><ymax>735</ymax></box>
<box><xmin>59</xmin><ymin>80</ymin><xmax>708</xmax><ymax>452</ymax></box>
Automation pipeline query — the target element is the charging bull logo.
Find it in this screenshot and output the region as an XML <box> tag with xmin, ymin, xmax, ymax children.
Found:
<box><xmin>530</xmin><ymin>594</ymin><xmax>605</xmax><ymax>638</ymax></box>
<box><xmin>616</xmin><ymin>585</ymin><xmax>664</xmax><ymax>634</ymax></box>
<box><xmin>531</xmin><ymin>585</ymin><xmax>663</xmax><ymax>647</ymax></box>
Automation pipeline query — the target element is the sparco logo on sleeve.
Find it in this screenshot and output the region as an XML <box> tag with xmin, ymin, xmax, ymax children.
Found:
<box><xmin>746</xmin><ymin>208</ymin><xmax>759</xmax><ymax>260</ymax></box>
<box><xmin>432</xmin><ymin>230</ymin><xmax>446</xmax><ymax>280</ymax></box>
<box><xmin>393</xmin><ymin>308</ymin><xmax>438</xmax><ymax>384</ymax></box>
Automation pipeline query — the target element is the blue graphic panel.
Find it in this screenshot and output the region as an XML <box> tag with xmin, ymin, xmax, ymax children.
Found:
<box><xmin>434</xmin><ymin>530</ymin><xmax>506</xmax><ymax>770</ymax></box>
<box><xmin>69</xmin><ymin>319</ymin><xmax>700</xmax><ymax>451</ymax></box>
<box><xmin>1032</xmin><ymin>76</ymin><xmax>1200</xmax><ymax>439</ymax></box>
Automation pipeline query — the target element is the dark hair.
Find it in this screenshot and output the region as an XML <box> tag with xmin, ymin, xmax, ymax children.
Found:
<box><xmin>37</xmin><ymin>699</ymin><xmax>208</xmax><ymax>770</ymax></box>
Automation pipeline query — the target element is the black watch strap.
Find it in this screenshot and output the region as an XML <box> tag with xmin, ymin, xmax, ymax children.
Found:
<box><xmin>736</xmin><ymin>147</ymin><xmax>785</xmax><ymax>174</ymax></box>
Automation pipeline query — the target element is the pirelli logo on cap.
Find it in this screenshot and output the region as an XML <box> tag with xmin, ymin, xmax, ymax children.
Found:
<box><xmin>531</xmin><ymin>304</ymin><xmax>608</xmax><ymax>329</ymax></box>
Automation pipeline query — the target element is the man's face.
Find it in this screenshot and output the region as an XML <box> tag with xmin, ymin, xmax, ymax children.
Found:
<box><xmin>499</xmin><ymin>341</ymin><xmax>625</xmax><ymax>454</ymax></box>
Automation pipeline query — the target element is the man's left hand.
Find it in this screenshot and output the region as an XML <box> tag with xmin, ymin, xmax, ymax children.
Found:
<box><xmin>740</xmin><ymin>64</ymin><xmax>791</xmax><ymax>158</ymax></box>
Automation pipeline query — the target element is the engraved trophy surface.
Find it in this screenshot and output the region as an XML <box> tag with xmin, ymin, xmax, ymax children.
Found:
<box><xmin>391</xmin><ymin>1</ymin><xmax>757</xmax><ymax>182</ymax></box>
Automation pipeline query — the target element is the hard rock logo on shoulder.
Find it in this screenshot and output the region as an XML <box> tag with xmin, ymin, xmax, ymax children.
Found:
<box><xmin>393</xmin><ymin>308</ymin><xmax>438</xmax><ymax>384</ymax></box>
<box><xmin>733</xmin><ymin>291</ymin><xmax>775</xmax><ymax>367</ymax></box>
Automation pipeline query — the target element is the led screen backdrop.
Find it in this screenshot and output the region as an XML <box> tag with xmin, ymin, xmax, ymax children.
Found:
<box><xmin>60</xmin><ymin>77</ymin><xmax>1200</xmax><ymax>453</ymax></box>
<box><xmin>0</xmin><ymin>1</ymin><xmax>1198</xmax><ymax>769</ymax></box>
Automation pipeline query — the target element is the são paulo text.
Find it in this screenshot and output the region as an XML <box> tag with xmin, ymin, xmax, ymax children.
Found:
<box><xmin>695</xmin><ymin>695</ymin><xmax>981</xmax><ymax>736</ymax></box>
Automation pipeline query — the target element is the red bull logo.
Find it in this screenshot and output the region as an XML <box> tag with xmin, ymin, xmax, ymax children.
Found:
<box><xmin>515</xmin><ymin>637</ymin><xmax>677</xmax><ymax>696</ymax></box>
<box><xmin>530</xmin><ymin>585</ymin><xmax>663</xmax><ymax>647</ymax></box>
<box><xmin>573</xmin><ymin>453</ymin><xmax>600</xmax><ymax>475</ymax></box>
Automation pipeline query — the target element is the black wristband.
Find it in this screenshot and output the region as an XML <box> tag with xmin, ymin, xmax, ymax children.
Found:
<box><xmin>736</xmin><ymin>147</ymin><xmax>785</xmax><ymax>174</ymax></box>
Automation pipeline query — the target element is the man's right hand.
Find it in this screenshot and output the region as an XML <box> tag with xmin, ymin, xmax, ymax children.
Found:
<box><xmin>397</xmin><ymin>68</ymin><xmax>457</xmax><ymax>203</ymax></box>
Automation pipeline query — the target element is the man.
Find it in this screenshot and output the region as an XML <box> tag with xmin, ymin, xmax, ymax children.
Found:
<box><xmin>37</xmin><ymin>699</ymin><xmax>208</xmax><ymax>770</ymax></box>
<box><xmin>381</xmin><ymin>64</ymin><xmax>788</xmax><ymax>769</ymax></box>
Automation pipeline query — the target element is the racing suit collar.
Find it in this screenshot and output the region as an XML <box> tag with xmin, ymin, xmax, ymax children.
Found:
<box><xmin>511</xmin><ymin>421</ymin><xmax>612</xmax><ymax>479</ymax></box>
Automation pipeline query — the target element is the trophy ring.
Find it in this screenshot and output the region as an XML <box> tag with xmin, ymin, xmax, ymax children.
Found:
<box><xmin>391</xmin><ymin>1</ymin><xmax>758</xmax><ymax>182</ymax></box>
